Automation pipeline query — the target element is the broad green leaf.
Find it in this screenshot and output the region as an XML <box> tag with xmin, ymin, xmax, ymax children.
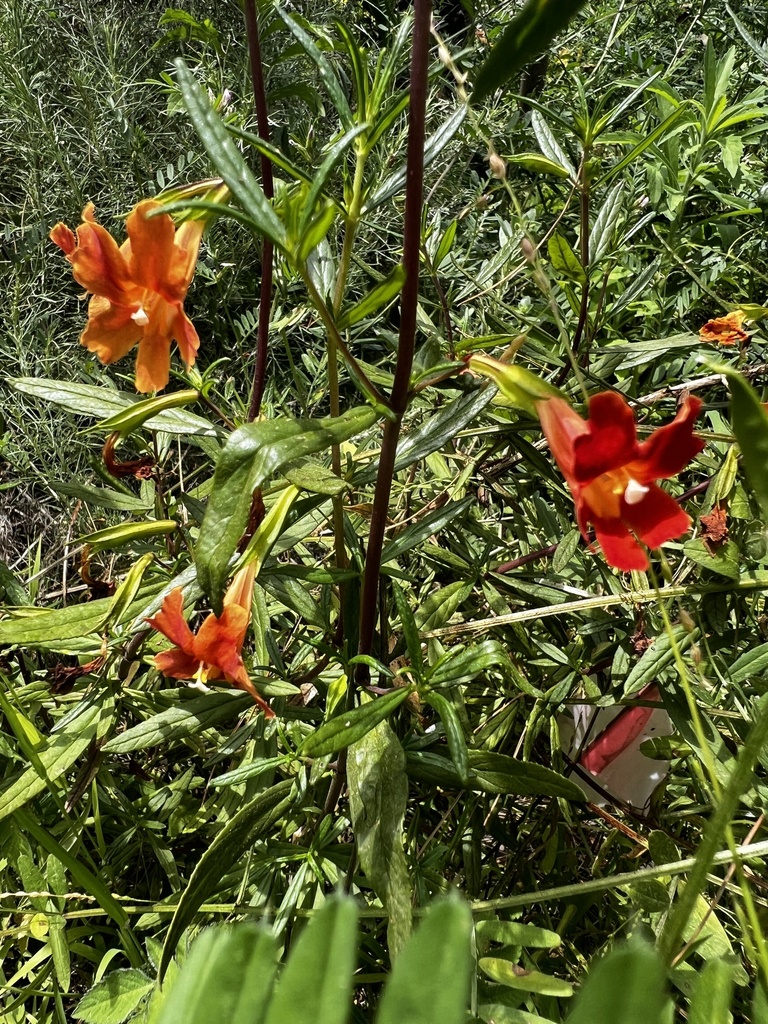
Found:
<box><xmin>687</xmin><ymin>957</ymin><xmax>735</xmax><ymax>1024</ymax></box>
<box><xmin>301</xmin><ymin>687</ymin><xmax>412</xmax><ymax>758</ymax></box>
<box><xmin>0</xmin><ymin>560</ymin><xmax>28</xmax><ymax>605</ymax></box>
<box><xmin>567</xmin><ymin>941</ymin><xmax>667</xmax><ymax>1024</ymax></box>
<box><xmin>93</xmin><ymin>390</ymin><xmax>201</xmax><ymax>437</ymax></box>
<box><xmin>415</xmin><ymin>581</ymin><xmax>472</xmax><ymax>633</ymax></box>
<box><xmin>10</xmin><ymin>378</ymin><xmax>218</xmax><ymax>436</ymax></box>
<box><xmin>425</xmin><ymin>691</ymin><xmax>469</xmax><ymax>784</ymax></box>
<box><xmin>276</xmin><ymin>7</ymin><xmax>354</xmax><ymax>130</ymax></box>
<box><xmin>283</xmin><ymin>458</ymin><xmax>346</xmax><ymax>496</ymax></box>
<box><xmin>102</xmin><ymin>692</ymin><xmax>253</xmax><ymax>754</ymax></box>
<box><xmin>547</xmin><ymin>233</ymin><xmax>585</xmax><ymax>283</ymax></box>
<box><xmin>479</xmin><ymin>958</ymin><xmax>573</xmax><ymax>997</ymax></box>
<box><xmin>506</xmin><ymin>153</ymin><xmax>572</xmax><ymax>178</ymax></box>
<box><xmin>530</xmin><ymin>110</ymin><xmax>576</xmax><ymax>179</ymax></box>
<box><xmin>196</xmin><ymin>405</ymin><xmax>375</xmax><ymax>611</ymax></box>
<box><xmin>375</xmin><ymin>896</ymin><xmax>472</xmax><ymax>1024</ymax></box>
<box><xmin>478</xmin><ymin>1008</ymin><xmax>558</xmax><ymax>1024</ymax></box>
<box><xmin>264</xmin><ymin>897</ymin><xmax>358</xmax><ymax>1024</ymax></box>
<box><xmin>73</xmin><ymin>969</ymin><xmax>154</xmax><ymax>1024</ymax></box>
<box><xmin>159</xmin><ymin>779</ymin><xmax>295</xmax><ymax>981</ymax></box>
<box><xmin>428</xmin><ymin>640</ymin><xmax>511</xmax><ymax>687</ymax></box>
<box><xmin>337</xmin><ymin>265</ymin><xmax>406</xmax><ymax>330</ymax></box>
<box><xmin>382</xmin><ymin>496</ymin><xmax>474</xmax><ymax>563</ymax></box>
<box><xmin>623</xmin><ymin>626</ymin><xmax>698</xmax><ymax>696</ymax></box>
<box><xmin>175</xmin><ymin>60</ymin><xmax>286</xmax><ymax>248</ymax></box>
<box><xmin>472</xmin><ymin>0</ymin><xmax>586</xmax><ymax>102</ymax></box>
<box><xmin>348</xmin><ymin>720</ymin><xmax>412</xmax><ymax>957</ymax></box>
<box><xmin>406</xmin><ymin>750</ymin><xmax>585</xmax><ymax>801</ymax></box>
<box><xmin>79</xmin><ymin>520</ymin><xmax>178</xmax><ymax>551</ymax></box>
<box><xmin>475</xmin><ymin>920</ymin><xmax>561</xmax><ymax>949</ymax></box>
<box><xmin>156</xmin><ymin>925</ymin><xmax>277</xmax><ymax>1024</ymax></box>
<box><xmin>683</xmin><ymin>538</ymin><xmax>740</xmax><ymax>580</ymax></box>
<box><xmin>725</xmin><ymin>367</ymin><xmax>768</xmax><ymax>519</ymax></box>
<box><xmin>553</xmin><ymin>528</ymin><xmax>581</xmax><ymax>572</ymax></box>
<box><xmin>50</xmin><ymin>480</ymin><xmax>152</xmax><ymax>513</ymax></box>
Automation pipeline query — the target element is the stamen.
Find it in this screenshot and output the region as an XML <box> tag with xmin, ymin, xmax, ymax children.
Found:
<box><xmin>624</xmin><ymin>478</ymin><xmax>650</xmax><ymax>505</ymax></box>
<box><xmin>131</xmin><ymin>305</ymin><xmax>149</xmax><ymax>326</ymax></box>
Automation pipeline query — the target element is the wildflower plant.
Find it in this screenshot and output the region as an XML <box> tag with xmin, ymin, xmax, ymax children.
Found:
<box><xmin>3</xmin><ymin>0</ymin><xmax>768</xmax><ymax>1020</ymax></box>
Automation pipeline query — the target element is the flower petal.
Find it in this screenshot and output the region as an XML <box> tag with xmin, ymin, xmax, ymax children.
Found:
<box><xmin>154</xmin><ymin>647</ymin><xmax>200</xmax><ymax>680</ymax></box>
<box><xmin>80</xmin><ymin>296</ymin><xmax>143</xmax><ymax>364</ymax></box>
<box><xmin>125</xmin><ymin>200</ymin><xmax>183</xmax><ymax>301</ymax></box>
<box><xmin>146</xmin><ymin>588</ymin><xmax>195</xmax><ymax>650</ymax></box>
<box><xmin>50</xmin><ymin>222</ymin><xmax>76</xmax><ymax>255</ymax></box>
<box><xmin>620</xmin><ymin>483</ymin><xmax>692</xmax><ymax>551</ymax></box>
<box><xmin>170</xmin><ymin>306</ymin><xmax>200</xmax><ymax>369</ymax></box>
<box><xmin>536</xmin><ymin>396</ymin><xmax>588</xmax><ymax>483</ymax></box>
<box><xmin>66</xmin><ymin>206</ymin><xmax>140</xmax><ymax>306</ymax></box>
<box><xmin>634</xmin><ymin>396</ymin><xmax>704</xmax><ymax>480</ymax></box>
<box><xmin>193</xmin><ymin>606</ymin><xmax>249</xmax><ymax>677</ymax></box>
<box><xmin>591</xmin><ymin>515</ymin><xmax>649</xmax><ymax>571</ymax></box>
<box><xmin>134</xmin><ymin>303</ymin><xmax>175</xmax><ymax>393</ymax></box>
<box><xmin>572</xmin><ymin>392</ymin><xmax>639</xmax><ymax>484</ymax></box>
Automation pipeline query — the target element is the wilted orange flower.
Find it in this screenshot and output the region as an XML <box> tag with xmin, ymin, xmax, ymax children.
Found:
<box><xmin>146</xmin><ymin>564</ymin><xmax>273</xmax><ymax>716</ymax></box>
<box><xmin>50</xmin><ymin>200</ymin><xmax>203</xmax><ymax>393</ymax></box>
<box><xmin>698</xmin><ymin>310</ymin><xmax>748</xmax><ymax>346</ymax></box>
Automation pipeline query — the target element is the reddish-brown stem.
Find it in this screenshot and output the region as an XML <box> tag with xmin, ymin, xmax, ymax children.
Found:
<box><xmin>356</xmin><ymin>0</ymin><xmax>432</xmax><ymax>681</ymax></box>
<box><xmin>244</xmin><ymin>0</ymin><xmax>274</xmax><ymax>422</ymax></box>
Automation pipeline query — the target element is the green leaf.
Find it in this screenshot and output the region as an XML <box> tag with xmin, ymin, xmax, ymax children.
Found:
<box><xmin>301</xmin><ymin>687</ymin><xmax>412</xmax><ymax>758</ymax></box>
<box><xmin>506</xmin><ymin>153</ymin><xmax>572</xmax><ymax>178</ymax></box>
<box><xmin>547</xmin><ymin>233</ymin><xmax>585</xmax><ymax>283</ymax></box>
<box><xmin>337</xmin><ymin>265</ymin><xmax>406</xmax><ymax>330</ymax></box>
<box><xmin>405</xmin><ymin>750</ymin><xmax>585</xmax><ymax>800</ymax></box>
<box><xmin>300</xmin><ymin>124</ymin><xmax>369</xmax><ymax>235</ymax></box>
<box><xmin>688</xmin><ymin>957</ymin><xmax>736</xmax><ymax>1024</ymax></box>
<box><xmin>100</xmin><ymin>552</ymin><xmax>155</xmax><ymax>631</ymax></box>
<box><xmin>79</xmin><ymin>520</ymin><xmax>178</xmax><ymax>551</ymax></box>
<box><xmin>364</xmin><ymin>107</ymin><xmax>466</xmax><ymax>212</ymax></box>
<box><xmin>382</xmin><ymin>496</ymin><xmax>474</xmax><ymax>563</ymax></box>
<box><xmin>156</xmin><ymin>925</ymin><xmax>277</xmax><ymax>1024</ymax></box>
<box><xmin>276</xmin><ymin>8</ymin><xmax>354</xmax><ymax>130</ymax></box>
<box><xmin>683</xmin><ymin>538</ymin><xmax>740</xmax><ymax>579</ymax></box>
<box><xmin>725</xmin><ymin>367</ymin><xmax>768</xmax><ymax>520</ymax></box>
<box><xmin>623</xmin><ymin>626</ymin><xmax>698</xmax><ymax>696</ymax></box>
<box><xmin>93</xmin><ymin>390</ymin><xmax>201</xmax><ymax>437</ymax></box>
<box><xmin>479</xmin><ymin>959</ymin><xmax>573</xmax><ymax>997</ymax></box>
<box><xmin>472</xmin><ymin>0</ymin><xmax>587</xmax><ymax>102</ymax></box>
<box><xmin>264</xmin><ymin>896</ymin><xmax>358</xmax><ymax>1024</ymax></box>
<box><xmin>174</xmin><ymin>59</ymin><xmax>286</xmax><ymax>248</ymax></box>
<box><xmin>159</xmin><ymin>779</ymin><xmax>295</xmax><ymax>981</ymax></box>
<box><xmin>196</xmin><ymin>405</ymin><xmax>375</xmax><ymax>611</ymax></box>
<box><xmin>597</xmin><ymin>103</ymin><xmax>693</xmax><ymax>187</ymax></box>
<box><xmin>730</xmin><ymin>642</ymin><xmax>768</xmax><ymax>684</ymax></box>
<box><xmin>73</xmin><ymin>969</ymin><xmax>154</xmax><ymax>1024</ymax></box>
<box><xmin>530</xmin><ymin>109</ymin><xmax>576</xmax><ymax>179</ymax></box>
<box><xmin>10</xmin><ymin>378</ymin><xmax>218</xmax><ymax>436</ymax></box>
<box><xmin>348</xmin><ymin>721</ymin><xmax>412</xmax><ymax>957</ymax></box>
<box><xmin>392</xmin><ymin>581</ymin><xmax>423</xmax><ymax>679</ymax></box>
<box><xmin>425</xmin><ymin>691</ymin><xmax>469</xmax><ymax>784</ymax></box>
<box><xmin>50</xmin><ymin>480</ymin><xmax>152</xmax><ymax>513</ymax></box>
<box><xmin>102</xmin><ymin>692</ymin><xmax>252</xmax><ymax>754</ymax></box>
<box><xmin>0</xmin><ymin>701</ymin><xmax>102</xmax><ymax>820</ymax></box>
<box><xmin>590</xmin><ymin>182</ymin><xmax>624</xmax><ymax>263</ymax></box>
<box><xmin>567</xmin><ymin>940</ymin><xmax>667</xmax><ymax>1024</ymax></box>
<box><xmin>428</xmin><ymin>640</ymin><xmax>511</xmax><ymax>687</ymax></box>
<box><xmin>375</xmin><ymin>896</ymin><xmax>472</xmax><ymax>1024</ymax></box>
<box><xmin>476</xmin><ymin>919</ymin><xmax>561</xmax><ymax>949</ymax></box>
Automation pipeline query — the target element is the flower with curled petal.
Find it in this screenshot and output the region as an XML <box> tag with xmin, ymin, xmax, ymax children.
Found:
<box><xmin>538</xmin><ymin>392</ymin><xmax>704</xmax><ymax>571</ymax></box>
<box><xmin>50</xmin><ymin>200</ymin><xmax>203</xmax><ymax>393</ymax></box>
<box><xmin>146</xmin><ymin>563</ymin><xmax>273</xmax><ymax>716</ymax></box>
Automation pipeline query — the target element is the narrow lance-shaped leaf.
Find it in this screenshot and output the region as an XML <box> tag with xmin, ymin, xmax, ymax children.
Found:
<box><xmin>725</xmin><ymin>366</ymin><xmax>768</xmax><ymax>519</ymax></box>
<box><xmin>472</xmin><ymin>0</ymin><xmax>588</xmax><ymax>103</ymax></box>
<box><xmin>301</xmin><ymin>687</ymin><xmax>413</xmax><ymax>758</ymax></box>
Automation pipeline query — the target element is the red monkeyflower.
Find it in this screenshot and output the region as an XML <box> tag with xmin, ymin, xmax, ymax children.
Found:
<box><xmin>50</xmin><ymin>200</ymin><xmax>202</xmax><ymax>393</ymax></box>
<box><xmin>537</xmin><ymin>392</ymin><xmax>704</xmax><ymax>571</ymax></box>
<box><xmin>146</xmin><ymin>563</ymin><xmax>273</xmax><ymax>716</ymax></box>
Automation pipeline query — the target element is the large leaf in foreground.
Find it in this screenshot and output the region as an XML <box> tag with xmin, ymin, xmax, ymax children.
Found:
<box><xmin>196</xmin><ymin>406</ymin><xmax>375</xmax><ymax>611</ymax></box>
<box><xmin>566</xmin><ymin>940</ymin><xmax>668</xmax><ymax>1024</ymax></box>
<box><xmin>725</xmin><ymin>366</ymin><xmax>768</xmax><ymax>519</ymax></box>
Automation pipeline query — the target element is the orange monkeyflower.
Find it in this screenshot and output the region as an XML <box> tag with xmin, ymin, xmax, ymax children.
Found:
<box><xmin>146</xmin><ymin>563</ymin><xmax>273</xmax><ymax>716</ymax></box>
<box><xmin>50</xmin><ymin>200</ymin><xmax>203</xmax><ymax>393</ymax></box>
<box><xmin>538</xmin><ymin>392</ymin><xmax>704</xmax><ymax>571</ymax></box>
<box><xmin>698</xmin><ymin>310</ymin><xmax>748</xmax><ymax>346</ymax></box>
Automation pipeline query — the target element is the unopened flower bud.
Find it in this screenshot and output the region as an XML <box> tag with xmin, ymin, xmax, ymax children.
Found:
<box><xmin>489</xmin><ymin>152</ymin><xmax>506</xmax><ymax>179</ymax></box>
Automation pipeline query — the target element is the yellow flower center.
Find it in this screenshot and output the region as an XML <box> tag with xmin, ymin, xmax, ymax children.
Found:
<box><xmin>581</xmin><ymin>468</ymin><xmax>648</xmax><ymax>519</ymax></box>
